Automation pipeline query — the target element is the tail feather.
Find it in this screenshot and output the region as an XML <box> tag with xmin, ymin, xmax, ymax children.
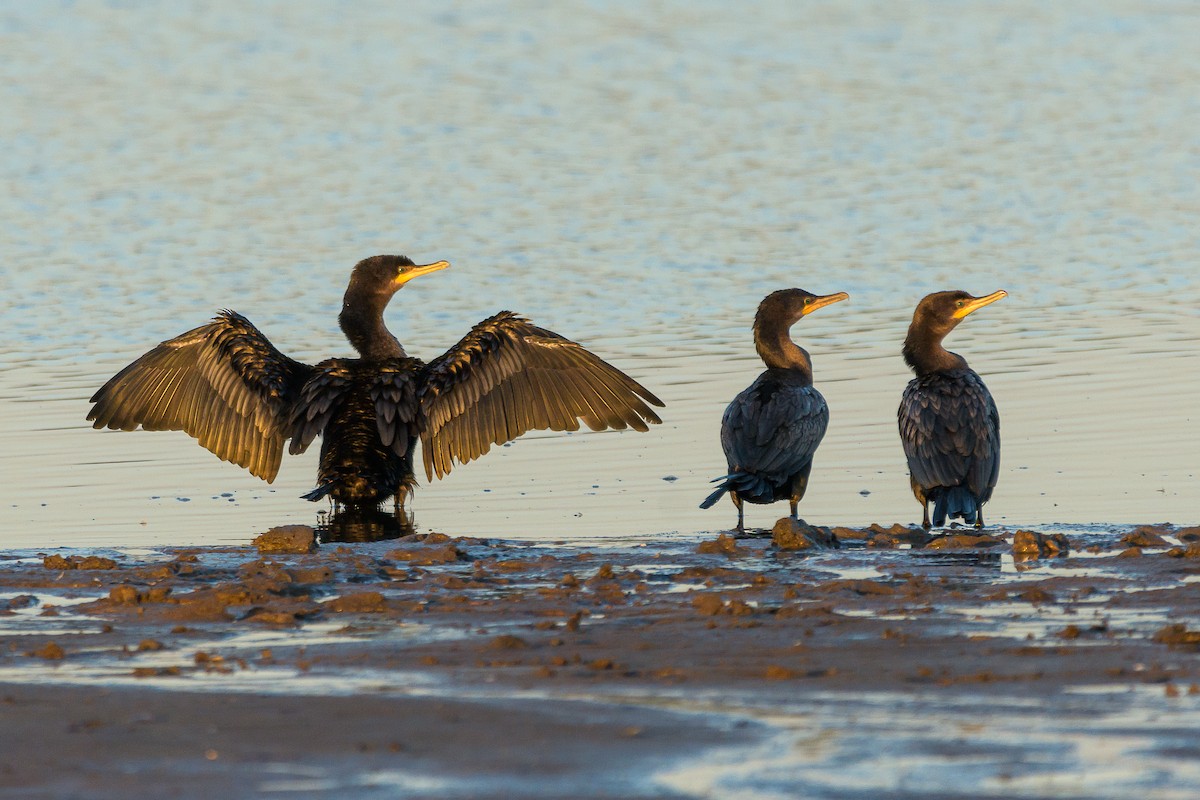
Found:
<box><xmin>699</xmin><ymin>471</ymin><xmax>775</xmax><ymax>509</ymax></box>
<box><xmin>301</xmin><ymin>483</ymin><xmax>336</xmax><ymax>502</ymax></box>
<box><xmin>932</xmin><ymin>487</ymin><xmax>978</xmax><ymax>527</ymax></box>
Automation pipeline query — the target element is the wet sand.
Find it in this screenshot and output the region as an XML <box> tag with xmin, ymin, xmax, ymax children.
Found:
<box><xmin>4</xmin><ymin>522</ymin><xmax>1200</xmax><ymax>797</ymax></box>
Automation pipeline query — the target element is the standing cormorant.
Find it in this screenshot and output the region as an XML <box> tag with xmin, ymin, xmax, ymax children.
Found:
<box><xmin>88</xmin><ymin>255</ymin><xmax>664</xmax><ymax>512</ymax></box>
<box><xmin>898</xmin><ymin>289</ymin><xmax>1006</xmax><ymax>530</ymax></box>
<box><xmin>700</xmin><ymin>288</ymin><xmax>849</xmax><ymax>531</ymax></box>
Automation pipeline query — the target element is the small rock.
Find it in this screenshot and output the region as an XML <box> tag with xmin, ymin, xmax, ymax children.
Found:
<box><xmin>253</xmin><ymin>525</ymin><xmax>317</xmax><ymax>555</ymax></box>
<box><xmin>5</xmin><ymin>595</ymin><xmax>38</xmax><ymax>610</ymax></box>
<box><xmin>324</xmin><ymin>592</ymin><xmax>387</xmax><ymax>613</ymax></box>
<box><xmin>386</xmin><ymin>544</ymin><xmax>462</xmax><ymax>565</ymax></box>
<box><xmin>772</xmin><ymin>518</ymin><xmax>838</xmax><ymax>551</ymax></box>
<box><xmin>43</xmin><ymin>554</ymin><xmax>119</xmax><ymax>570</ymax></box>
<box><xmin>1177</xmin><ymin>527</ymin><xmax>1200</xmax><ymax>543</ymax></box>
<box><xmin>1153</xmin><ymin>624</ymin><xmax>1200</xmax><ymax>649</ymax></box>
<box><xmin>29</xmin><ymin>642</ymin><xmax>65</xmax><ymax>660</ymax></box>
<box><xmin>696</xmin><ymin>533</ymin><xmax>744</xmax><ymax>556</ymax></box>
<box><xmin>1121</xmin><ymin>528</ymin><xmax>1171</xmax><ymax>548</ymax></box>
<box><xmin>925</xmin><ymin>533</ymin><xmax>1003</xmax><ymax>550</ymax></box>
<box><xmin>287</xmin><ymin>566</ymin><xmax>335</xmax><ymax>583</ymax></box>
<box><xmin>487</xmin><ymin>635</ymin><xmax>528</xmax><ymax>650</ymax></box>
<box><xmin>691</xmin><ymin>593</ymin><xmax>725</xmax><ymax>616</ymax></box>
<box><xmin>1165</xmin><ymin>543</ymin><xmax>1200</xmax><ymax>559</ymax></box>
<box><xmin>1018</xmin><ymin>586</ymin><xmax>1055</xmax><ymax>604</ymax></box>
<box><xmin>109</xmin><ymin>585</ymin><xmax>141</xmax><ymax>604</ymax></box>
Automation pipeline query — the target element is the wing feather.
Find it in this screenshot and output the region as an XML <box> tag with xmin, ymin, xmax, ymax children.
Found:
<box><xmin>418</xmin><ymin>312</ymin><xmax>664</xmax><ymax>480</ymax></box>
<box><xmin>899</xmin><ymin>369</ymin><xmax>1000</xmax><ymax>500</ymax></box>
<box><xmin>87</xmin><ymin>311</ymin><xmax>312</xmax><ymax>481</ymax></box>
<box><xmin>719</xmin><ymin>378</ymin><xmax>828</xmax><ymax>483</ymax></box>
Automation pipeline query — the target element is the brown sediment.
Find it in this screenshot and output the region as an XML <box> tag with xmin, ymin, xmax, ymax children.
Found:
<box><xmin>3</xmin><ymin>523</ymin><xmax>1200</xmax><ymax>795</ymax></box>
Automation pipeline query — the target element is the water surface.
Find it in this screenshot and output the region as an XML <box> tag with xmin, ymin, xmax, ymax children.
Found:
<box><xmin>2</xmin><ymin>1</ymin><xmax>1198</xmax><ymax>548</ymax></box>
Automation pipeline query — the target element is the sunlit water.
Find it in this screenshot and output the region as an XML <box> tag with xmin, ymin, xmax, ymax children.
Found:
<box><xmin>2</xmin><ymin>1</ymin><xmax>1198</xmax><ymax>548</ymax></box>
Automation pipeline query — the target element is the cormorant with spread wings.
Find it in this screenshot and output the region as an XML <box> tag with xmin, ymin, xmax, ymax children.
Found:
<box><xmin>88</xmin><ymin>255</ymin><xmax>664</xmax><ymax>512</ymax></box>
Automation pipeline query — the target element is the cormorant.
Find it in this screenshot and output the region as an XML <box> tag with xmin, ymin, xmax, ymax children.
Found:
<box><xmin>88</xmin><ymin>255</ymin><xmax>664</xmax><ymax>512</ymax></box>
<box><xmin>898</xmin><ymin>289</ymin><xmax>1006</xmax><ymax>530</ymax></box>
<box><xmin>700</xmin><ymin>288</ymin><xmax>849</xmax><ymax>532</ymax></box>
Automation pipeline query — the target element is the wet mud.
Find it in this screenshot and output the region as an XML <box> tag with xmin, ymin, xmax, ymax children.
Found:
<box><xmin>3</xmin><ymin>521</ymin><xmax>1200</xmax><ymax>797</ymax></box>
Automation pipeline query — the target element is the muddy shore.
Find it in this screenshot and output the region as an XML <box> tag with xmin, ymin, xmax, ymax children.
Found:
<box><xmin>3</xmin><ymin>521</ymin><xmax>1200</xmax><ymax>798</ymax></box>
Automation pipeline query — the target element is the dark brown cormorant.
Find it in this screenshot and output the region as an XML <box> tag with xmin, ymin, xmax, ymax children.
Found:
<box><xmin>898</xmin><ymin>289</ymin><xmax>1006</xmax><ymax>530</ymax></box>
<box><xmin>88</xmin><ymin>255</ymin><xmax>664</xmax><ymax>511</ymax></box>
<box><xmin>700</xmin><ymin>288</ymin><xmax>849</xmax><ymax>532</ymax></box>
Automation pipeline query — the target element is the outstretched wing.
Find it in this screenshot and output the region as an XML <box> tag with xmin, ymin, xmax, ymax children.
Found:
<box><xmin>720</xmin><ymin>380</ymin><xmax>829</xmax><ymax>481</ymax></box>
<box><xmin>87</xmin><ymin>310</ymin><xmax>312</xmax><ymax>482</ymax></box>
<box><xmin>417</xmin><ymin>311</ymin><xmax>664</xmax><ymax>480</ymax></box>
<box><xmin>898</xmin><ymin>369</ymin><xmax>1000</xmax><ymax>499</ymax></box>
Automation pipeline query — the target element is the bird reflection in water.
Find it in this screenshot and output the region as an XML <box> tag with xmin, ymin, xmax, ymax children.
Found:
<box><xmin>316</xmin><ymin>507</ymin><xmax>416</xmax><ymax>543</ymax></box>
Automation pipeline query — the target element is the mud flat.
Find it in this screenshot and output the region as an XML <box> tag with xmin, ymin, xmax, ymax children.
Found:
<box><xmin>3</xmin><ymin>522</ymin><xmax>1200</xmax><ymax>798</ymax></box>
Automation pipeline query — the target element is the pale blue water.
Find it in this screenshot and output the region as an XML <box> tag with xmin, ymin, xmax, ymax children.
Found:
<box><xmin>2</xmin><ymin>0</ymin><xmax>1198</xmax><ymax>549</ymax></box>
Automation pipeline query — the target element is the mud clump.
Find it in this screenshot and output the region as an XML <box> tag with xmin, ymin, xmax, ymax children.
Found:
<box><xmin>387</xmin><ymin>544</ymin><xmax>463</xmax><ymax>566</ymax></box>
<box><xmin>288</xmin><ymin>566</ymin><xmax>335</xmax><ymax>584</ymax></box>
<box><xmin>1153</xmin><ymin>624</ymin><xmax>1200</xmax><ymax>650</ymax></box>
<box><xmin>696</xmin><ymin>533</ymin><xmax>745</xmax><ymax>556</ymax></box>
<box><xmin>1013</xmin><ymin>530</ymin><xmax>1070</xmax><ymax>560</ymax></box>
<box><xmin>28</xmin><ymin>642</ymin><xmax>65</xmax><ymax>660</ymax></box>
<box><xmin>691</xmin><ymin>593</ymin><xmax>725</xmax><ymax>616</ymax></box>
<box><xmin>772</xmin><ymin>518</ymin><xmax>838</xmax><ymax>551</ymax></box>
<box><xmin>487</xmin><ymin>635</ymin><xmax>528</xmax><ymax>650</ymax></box>
<box><xmin>43</xmin><ymin>554</ymin><xmax>119</xmax><ymax>570</ymax></box>
<box><xmin>323</xmin><ymin>592</ymin><xmax>387</xmax><ymax>613</ymax></box>
<box><xmin>1121</xmin><ymin>528</ymin><xmax>1171</xmax><ymax>548</ymax></box>
<box><xmin>819</xmin><ymin>579</ymin><xmax>897</xmax><ymax>597</ymax></box>
<box><xmin>1165</xmin><ymin>543</ymin><xmax>1200</xmax><ymax>559</ymax></box>
<box><xmin>6</xmin><ymin>595</ymin><xmax>38</xmax><ymax>610</ymax></box>
<box><xmin>835</xmin><ymin>524</ymin><xmax>930</xmax><ymax>549</ymax></box>
<box><xmin>253</xmin><ymin>526</ymin><xmax>317</xmax><ymax>555</ymax></box>
<box><xmin>106</xmin><ymin>584</ymin><xmax>172</xmax><ymax>605</ymax></box>
<box><xmin>925</xmin><ymin>533</ymin><xmax>1004</xmax><ymax>550</ymax></box>
<box><xmin>1176</xmin><ymin>527</ymin><xmax>1200</xmax><ymax>543</ymax></box>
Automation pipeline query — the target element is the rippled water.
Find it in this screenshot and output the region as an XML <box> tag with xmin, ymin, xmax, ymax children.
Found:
<box><xmin>2</xmin><ymin>1</ymin><xmax>1198</xmax><ymax>548</ymax></box>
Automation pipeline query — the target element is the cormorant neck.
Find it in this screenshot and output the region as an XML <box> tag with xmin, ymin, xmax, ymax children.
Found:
<box><xmin>903</xmin><ymin>323</ymin><xmax>966</xmax><ymax>376</ymax></box>
<box><xmin>339</xmin><ymin>291</ymin><xmax>407</xmax><ymax>361</ymax></box>
<box><xmin>754</xmin><ymin>323</ymin><xmax>813</xmax><ymax>383</ymax></box>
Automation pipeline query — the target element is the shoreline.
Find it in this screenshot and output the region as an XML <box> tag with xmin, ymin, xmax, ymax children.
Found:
<box><xmin>3</xmin><ymin>522</ymin><xmax>1200</xmax><ymax>796</ymax></box>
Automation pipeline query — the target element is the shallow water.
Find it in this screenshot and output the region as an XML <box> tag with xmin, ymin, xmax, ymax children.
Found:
<box><xmin>2</xmin><ymin>0</ymin><xmax>1198</xmax><ymax>548</ymax></box>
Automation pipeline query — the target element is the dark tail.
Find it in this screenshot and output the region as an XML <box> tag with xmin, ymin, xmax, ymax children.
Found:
<box><xmin>699</xmin><ymin>472</ymin><xmax>774</xmax><ymax>509</ymax></box>
<box><xmin>932</xmin><ymin>487</ymin><xmax>978</xmax><ymax>527</ymax></box>
<box><xmin>301</xmin><ymin>483</ymin><xmax>336</xmax><ymax>502</ymax></box>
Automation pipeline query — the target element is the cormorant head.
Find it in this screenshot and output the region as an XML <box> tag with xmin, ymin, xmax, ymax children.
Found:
<box><xmin>346</xmin><ymin>255</ymin><xmax>450</xmax><ymax>303</ymax></box>
<box><xmin>755</xmin><ymin>288</ymin><xmax>850</xmax><ymax>331</ymax></box>
<box><xmin>910</xmin><ymin>289</ymin><xmax>1007</xmax><ymax>340</ymax></box>
<box><xmin>340</xmin><ymin>255</ymin><xmax>450</xmax><ymax>359</ymax></box>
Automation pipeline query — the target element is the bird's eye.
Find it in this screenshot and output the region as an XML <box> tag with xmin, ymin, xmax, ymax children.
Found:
<box><xmin>803</xmin><ymin>297</ymin><xmax>811</xmax><ymax>305</ymax></box>
<box><xmin>955</xmin><ymin>300</ymin><xmax>964</xmax><ymax>308</ymax></box>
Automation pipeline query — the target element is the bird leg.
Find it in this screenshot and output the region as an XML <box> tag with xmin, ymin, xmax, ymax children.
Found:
<box><xmin>974</xmin><ymin>507</ymin><xmax>985</xmax><ymax>530</ymax></box>
<box><xmin>789</xmin><ymin>471</ymin><xmax>811</xmax><ymax>521</ymax></box>
<box><xmin>393</xmin><ymin>485</ymin><xmax>411</xmax><ymax>518</ymax></box>
<box><xmin>731</xmin><ymin>491</ymin><xmax>744</xmax><ymax>534</ymax></box>
<box><xmin>921</xmin><ymin>503</ymin><xmax>931</xmax><ymax>531</ymax></box>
